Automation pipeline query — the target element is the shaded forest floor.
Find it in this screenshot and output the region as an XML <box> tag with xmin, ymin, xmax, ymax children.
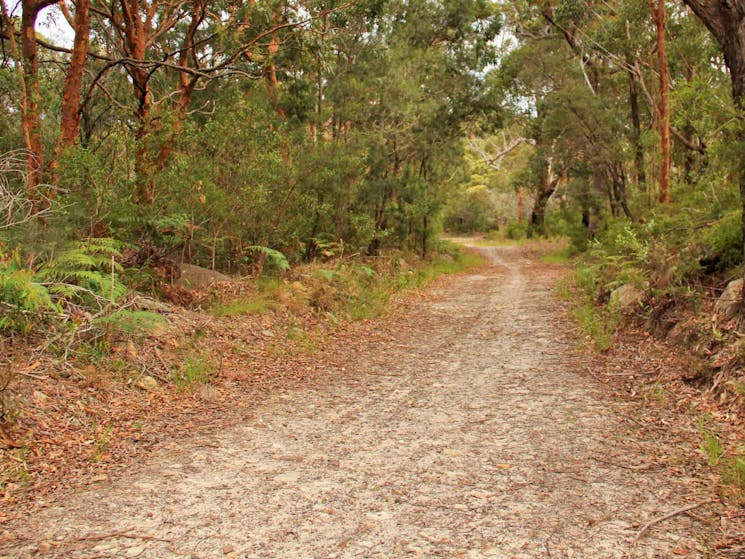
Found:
<box><xmin>1</xmin><ymin>242</ymin><xmax>744</xmax><ymax>558</ymax></box>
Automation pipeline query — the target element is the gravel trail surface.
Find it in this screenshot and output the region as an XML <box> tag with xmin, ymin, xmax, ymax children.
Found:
<box><xmin>4</xmin><ymin>245</ymin><xmax>705</xmax><ymax>559</ymax></box>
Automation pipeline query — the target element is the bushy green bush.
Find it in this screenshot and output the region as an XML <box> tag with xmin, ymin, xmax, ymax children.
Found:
<box><xmin>701</xmin><ymin>211</ymin><xmax>742</xmax><ymax>274</ymax></box>
<box><xmin>506</xmin><ymin>220</ymin><xmax>528</xmax><ymax>240</ymax></box>
<box><xmin>0</xmin><ymin>249</ymin><xmax>58</xmax><ymax>334</ymax></box>
<box><xmin>443</xmin><ymin>185</ymin><xmax>498</xmax><ymax>233</ymax></box>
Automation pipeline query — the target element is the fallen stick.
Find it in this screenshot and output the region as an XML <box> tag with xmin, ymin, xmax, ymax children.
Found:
<box><xmin>0</xmin><ymin>425</ymin><xmax>21</xmax><ymax>448</ymax></box>
<box><xmin>591</xmin><ymin>457</ymin><xmax>655</xmax><ymax>471</ymax></box>
<box><xmin>75</xmin><ymin>530</ymin><xmax>171</xmax><ymax>544</ymax></box>
<box><xmin>634</xmin><ymin>501</ymin><xmax>712</xmax><ymax>542</ymax></box>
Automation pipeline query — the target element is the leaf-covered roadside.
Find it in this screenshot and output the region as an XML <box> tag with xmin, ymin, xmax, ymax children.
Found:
<box><xmin>0</xmin><ymin>243</ymin><xmax>485</xmax><ymax>522</ymax></box>
<box><xmin>577</xmin><ymin>325</ymin><xmax>745</xmax><ymax>551</ymax></box>
<box><xmin>562</xmin><ymin>217</ymin><xmax>745</xmax><ymax>506</ymax></box>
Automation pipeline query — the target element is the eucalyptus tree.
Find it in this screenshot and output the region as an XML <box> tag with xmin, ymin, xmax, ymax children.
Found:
<box><xmin>681</xmin><ymin>1</ymin><xmax>745</xmax><ymax>288</ymax></box>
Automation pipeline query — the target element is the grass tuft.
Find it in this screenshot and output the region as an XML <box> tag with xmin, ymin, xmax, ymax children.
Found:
<box><xmin>699</xmin><ymin>416</ymin><xmax>724</xmax><ymax>467</ymax></box>
<box><xmin>172</xmin><ymin>353</ymin><xmax>213</xmax><ymax>391</ymax></box>
<box><xmin>572</xmin><ymin>300</ymin><xmax>618</xmax><ymax>351</ymax></box>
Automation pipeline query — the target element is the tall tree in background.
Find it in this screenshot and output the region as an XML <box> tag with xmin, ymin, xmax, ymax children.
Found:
<box><xmin>650</xmin><ymin>0</ymin><xmax>671</xmax><ymax>203</ymax></box>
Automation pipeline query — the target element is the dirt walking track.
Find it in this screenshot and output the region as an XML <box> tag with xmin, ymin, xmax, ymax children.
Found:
<box><xmin>4</xmin><ymin>245</ymin><xmax>710</xmax><ymax>558</ymax></box>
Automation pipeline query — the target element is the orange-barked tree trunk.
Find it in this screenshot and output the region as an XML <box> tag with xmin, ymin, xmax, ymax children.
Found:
<box><xmin>50</xmin><ymin>0</ymin><xmax>91</xmax><ymax>186</ymax></box>
<box><xmin>119</xmin><ymin>0</ymin><xmax>156</xmax><ymax>204</ymax></box>
<box><xmin>16</xmin><ymin>0</ymin><xmax>59</xmax><ymax>201</ymax></box>
<box><xmin>152</xmin><ymin>0</ymin><xmax>207</xmax><ymax>175</ymax></box>
<box><xmin>57</xmin><ymin>0</ymin><xmax>90</xmax><ymax>151</ymax></box>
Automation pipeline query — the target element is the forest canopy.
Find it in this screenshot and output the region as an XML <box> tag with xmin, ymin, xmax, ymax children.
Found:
<box><xmin>2</xmin><ymin>0</ymin><xmax>745</xmax><ymax>287</ymax></box>
<box><xmin>0</xmin><ymin>0</ymin><xmax>501</xmax><ymax>272</ymax></box>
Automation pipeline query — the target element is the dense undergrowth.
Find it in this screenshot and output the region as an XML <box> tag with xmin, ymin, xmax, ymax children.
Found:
<box><xmin>1</xmin><ymin>237</ymin><xmax>479</xmax><ymax>339</ymax></box>
<box><xmin>553</xmin><ymin>194</ymin><xmax>745</xmax><ymax>502</ymax></box>
<box><xmin>210</xmin><ymin>245</ymin><xmax>482</xmax><ymax>324</ymax></box>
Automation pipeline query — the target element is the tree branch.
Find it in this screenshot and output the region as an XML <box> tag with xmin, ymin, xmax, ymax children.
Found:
<box><xmin>671</xmin><ymin>126</ymin><xmax>706</xmax><ymax>154</ymax></box>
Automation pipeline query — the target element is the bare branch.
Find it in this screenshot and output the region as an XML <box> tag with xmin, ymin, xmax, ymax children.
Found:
<box><xmin>467</xmin><ymin>134</ymin><xmax>532</xmax><ymax>170</ymax></box>
<box><xmin>0</xmin><ymin>149</ymin><xmax>58</xmax><ymax>229</ymax></box>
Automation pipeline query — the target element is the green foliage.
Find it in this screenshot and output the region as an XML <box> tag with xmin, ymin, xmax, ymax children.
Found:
<box><xmin>172</xmin><ymin>354</ymin><xmax>214</xmax><ymax>391</ymax></box>
<box><xmin>0</xmin><ymin>249</ymin><xmax>58</xmax><ymax>334</ymax></box>
<box><xmin>443</xmin><ymin>185</ymin><xmax>499</xmax><ymax>233</ymax></box>
<box><xmin>505</xmin><ymin>221</ymin><xmax>528</xmax><ymax>240</ymax></box>
<box><xmin>541</xmin><ymin>246</ymin><xmax>573</xmax><ymax>264</ymax></box>
<box><xmin>211</xmin><ymin>289</ymin><xmax>278</xmax><ymax>317</ymax></box>
<box><xmin>699</xmin><ymin>416</ymin><xmax>724</xmax><ymax>467</ymax></box>
<box><xmin>38</xmin><ymin>238</ymin><xmax>127</xmax><ymax>308</ymax></box>
<box><xmin>568</xmin><ymin>259</ymin><xmax>622</xmax><ymax>350</ymax></box>
<box><xmin>247</xmin><ymin>245</ymin><xmax>290</xmax><ymax>273</ymax></box>
<box><xmin>724</xmin><ymin>454</ymin><xmax>745</xmax><ymax>496</ymax></box>
<box><xmin>208</xmin><ymin>243</ymin><xmax>482</xmax><ymax>325</ymax></box>
<box><xmin>576</xmin><ymin>214</ymin><xmax>709</xmax><ymax>308</ymax></box>
<box><xmin>2</xmin><ymin>0</ymin><xmax>503</xmax><ymax>281</ymax></box>
<box><xmin>94</xmin><ymin>310</ymin><xmax>168</xmax><ymax>336</ymax></box>
<box><xmin>698</xmin><ymin>417</ymin><xmax>745</xmax><ymax>502</ymax></box>
<box><xmin>573</xmin><ymin>298</ymin><xmax>618</xmax><ymax>351</ymax></box>
<box><xmin>701</xmin><ymin>211</ymin><xmax>743</xmax><ymax>274</ymax></box>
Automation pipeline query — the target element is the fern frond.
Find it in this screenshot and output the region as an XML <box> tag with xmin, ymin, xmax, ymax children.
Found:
<box><xmin>247</xmin><ymin>245</ymin><xmax>290</xmax><ymax>272</ymax></box>
<box><xmin>84</xmin><ymin>237</ymin><xmax>123</xmax><ymax>253</ymax></box>
<box><xmin>50</xmin><ymin>251</ymin><xmax>97</xmax><ymax>270</ymax></box>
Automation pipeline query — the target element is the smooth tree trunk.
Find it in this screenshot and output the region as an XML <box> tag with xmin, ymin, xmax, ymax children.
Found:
<box><xmin>650</xmin><ymin>0</ymin><xmax>671</xmax><ymax>204</ymax></box>
<box><xmin>627</xmin><ymin>66</ymin><xmax>646</xmax><ymax>186</ymax></box>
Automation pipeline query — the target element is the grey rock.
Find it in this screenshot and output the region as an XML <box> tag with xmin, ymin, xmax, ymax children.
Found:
<box><xmin>175</xmin><ymin>264</ymin><xmax>231</xmax><ymax>289</ymax></box>
<box><xmin>667</xmin><ymin>319</ymin><xmax>699</xmax><ymax>346</ymax></box>
<box><xmin>713</xmin><ymin>278</ymin><xmax>743</xmax><ymax>324</ymax></box>
<box><xmin>133</xmin><ymin>296</ymin><xmax>172</xmax><ymax>313</ymax></box>
<box><xmin>135</xmin><ymin>375</ymin><xmax>159</xmax><ymax>392</ymax></box>
<box><xmin>609</xmin><ymin>284</ymin><xmax>644</xmax><ymax>310</ymax></box>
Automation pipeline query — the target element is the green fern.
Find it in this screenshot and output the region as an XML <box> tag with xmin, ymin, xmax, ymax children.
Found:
<box><xmin>0</xmin><ymin>239</ymin><xmax>137</xmax><ymax>334</ymax></box>
<box><xmin>0</xmin><ymin>251</ymin><xmax>58</xmax><ymax>333</ymax></box>
<box><xmin>38</xmin><ymin>238</ymin><xmax>127</xmax><ymax>306</ymax></box>
<box><xmin>247</xmin><ymin>245</ymin><xmax>290</xmax><ymax>272</ymax></box>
